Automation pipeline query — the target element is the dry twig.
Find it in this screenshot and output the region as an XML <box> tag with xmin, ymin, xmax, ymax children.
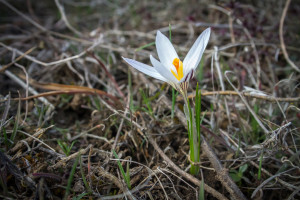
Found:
<box><xmin>178</xmin><ymin>90</ymin><xmax>300</xmax><ymax>102</ymax></box>
<box><xmin>279</xmin><ymin>0</ymin><xmax>300</xmax><ymax>72</ymax></box>
<box><xmin>54</xmin><ymin>0</ymin><xmax>83</xmax><ymax>36</ymax></box>
<box><xmin>50</xmin><ymin>144</ymin><xmax>92</xmax><ymax>169</ymax></box>
<box><xmin>8</xmin><ymin>125</ymin><xmax>54</xmax><ymax>155</ymax></box>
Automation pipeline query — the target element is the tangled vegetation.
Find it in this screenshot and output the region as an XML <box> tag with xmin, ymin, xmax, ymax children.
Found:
<box><xmin>0</xmin><ymin>0</ymin><xmax>299</xmax><ymax>199</ymax></box>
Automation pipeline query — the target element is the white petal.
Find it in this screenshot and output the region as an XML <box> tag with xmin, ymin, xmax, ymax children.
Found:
<box><xmin>122</xmin><ymin>57</ymin><xmax>168</xmax><ymax>82</ymax></box>
<box><xmin>150</xmin><ymin>55</ymin><xmax>179</xmax><ymax>84</ymax></box>
<box><xmin>156</xmin><ymin>31</ymin><xmax>178</xmax><ymax>72</ymax></box>
<box><xmin>183</xmin><ymin>28</ymin><xmax>211</xmax><ymax>75</ymax></box>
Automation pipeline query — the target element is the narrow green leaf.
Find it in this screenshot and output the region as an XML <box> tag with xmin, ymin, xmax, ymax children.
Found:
<box><xmin>64</xmin><ymin>154</ymin><xmax>80</xmax><ymax>199</ymax></box>
<box><xmin>3</xmin><ymin>127</ymin><xmax>9</xmax><ymax>146</ymax></box>
<box><xmin>57</xmin><ymin>140</ymin><xmax>69</xmax><ymax>156</ymax></box>
<box><xmin>10</xmin><ymin>96</ymin><xmax>21</xmax><ymax>143</ymax></box>
<box><xmin>72</xmin><ymin>193</ymin><xmax>88</xmax><ymax>200</ymax></box>
<box><xmin>149</xmin><ymin>83</ymin><xmax>167</xmax><ymax>101</ymax></box>
<box><xmin>113</xmin><ymin>150</ymin><xmax>131</xmax><ymax>189</ymax></box>
<box><xmin>186</xmin><ymin>100</ymin><xmax>198</xmax><ymax>175</ymax></box>
<box><xmin>196</xmin><ymin>57</ymin><xmax>205</xmax><ymax>83</ymax></box>
<box><xmin>199</xmin><ymin>179</ymin><xmax>205</xmax><ymax>200</ymax></box>
<box><xmin>69</xmin><ymin>141</ymin><xmax>77</xmax><ymax>154</ymax></box>
<box><xmin>195</xmin><ymin>83</ymin><xmax>202</xmax><ymax>161</ymax></box>
<box><xmin>258</xmin><ymin>151</ymin><xmax>263</xmax><ymax>180</ymax></box>
<box><xmin>126</xmin><ymin>161</ymin><xmax>130</xmax><ymax>185</ymax></box>
<box><xmin>140</xmin><ymin>89</ymin><xmax>153</xmax><ymax>117</ymax></box>
<box><xmin>0</xmin><ymin>92</ymin><xmax>10</xmax><ymax>132</ymax></box>
<box><xmin>79</xmin><ymin>156</ymin><xmax>92</xmax><ymax>194</ymax></box>
<box><xmin>135</xmin><ymin>42</ymin><xmax>155</xmax><ymax>52</ymax></box>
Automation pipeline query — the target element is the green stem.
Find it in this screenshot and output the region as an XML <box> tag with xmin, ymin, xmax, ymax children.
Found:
<box><xmin>183</xmin><ymin>93</ymin><xmax>199</xmax><ymax>175</ymax></box>
<box><xmin>195</xmin><ymin>84</ymin><xmax>201</xmax><ymax>164</ymax></box>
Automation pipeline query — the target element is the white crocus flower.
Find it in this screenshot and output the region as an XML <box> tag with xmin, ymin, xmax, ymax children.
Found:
<box><xmin>123</xmin><ymin>28</ymin><xmax>211</xmax><ymax>95</ymax></box>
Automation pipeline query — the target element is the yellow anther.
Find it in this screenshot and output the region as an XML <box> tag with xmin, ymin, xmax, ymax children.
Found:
<box><xmin>171</xmin><ymin>58</ymin><xmax>183</xmax><ymax>80</ymax></box>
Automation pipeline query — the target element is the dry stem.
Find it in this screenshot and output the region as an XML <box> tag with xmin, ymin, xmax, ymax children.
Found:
<box><xmin>279</xmin><ymin>0</ymin><xmax>300</xmax><ymax>72</ymax></box>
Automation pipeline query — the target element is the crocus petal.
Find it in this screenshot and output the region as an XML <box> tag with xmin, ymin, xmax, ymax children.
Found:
<box><xmin>122</xmin><ymin>57</ymin><xmax>168</xmax><ymax>82</ymax></box>
<box><xmin>156</xmin><ymin>31</ymin><xmax>178</xmax><ymax>72</ymax></box>
<box><xmin>183</xmin><ymin>28</ymin><xmax>211</xmax><ymax>75</ymax></box>
<box><xmin>150</xmin><ymin>55</ymin><xmax>179</xmax><ymax>84</ymax></box>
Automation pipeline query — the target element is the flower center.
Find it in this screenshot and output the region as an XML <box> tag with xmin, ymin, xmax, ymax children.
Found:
<box><xmin>171</xmin><ymin>58</ymin><xmax>183</xmax><ymax>81</ymax></box>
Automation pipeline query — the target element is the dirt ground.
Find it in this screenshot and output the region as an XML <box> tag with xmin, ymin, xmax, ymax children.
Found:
<box><xmin>0</xmin><ymin>0</ymin><xmax>300</xmax><ymax>199</ymax></box>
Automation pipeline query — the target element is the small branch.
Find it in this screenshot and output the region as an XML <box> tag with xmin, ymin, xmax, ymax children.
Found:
<box><xmin>225</xmin><ymin>71</ymin><xmax>269</xmax><ymax>134</ymax></box>
<box><xmin>50</xmin><ymin>144</ymin><xmax>92</xmax><ymax>169</ymax></box>
<box><xmin>0</xmin><ymin>46</ymin><xmax>36</xmax><ymax>73</ymax></box>
<box><xmin>110</xmin><ymin>95</ymin><xmax>130</xmax><ymax>155</ymax></box>
<box><xmin>54</xmin><ymin>0</ymin><xmax>83</xmax><ymax>36</ymax></box>
<box><xmin>251</xmin><ymin>168</ymin><xmax>296</xmax><ymax>198</ymax></box>
<box><xmin>88</xmin><ymin>52</ymin><xmax>125</xmax><ymax>98</ymax></box>
<box><xmin>0</xmin><ymin>66</ymin><xmax>55</xmax><ymax>114</ymax></box>
<box><xmin>8</xmin><ymin>125</ymin><xmax>54</xmax><ymax>155</ymax></box>
<box><xmin>0</xmin><ymin>34</ymin><xmax>103</xmax><ymax>67</ymax></box>
<box><xmin>279</xmin><ymin>0</ymin><xmax>300</xmax><ymax>72</ymax></box>
<box><xmin>177</xmin><ymin>90</ymin><xmax>300</xmax><ymax>103</ymax></box>
<box><xmin>214</xmin><ymin>46</ymin><xmax>232</xmax><ymax>126</ymax></box>
<box><xmin>10</xmin><ymin>88</ymin><xmax>119</xmax><ymax>105</ymax></box>
<box><xmin>236</xmin><ymin>18</ymin><xmax>262</xmax><ymax>88</ymax></box>
<box><xmin>17</xmin><ymin>130</ymin><xmax>56</xmax><ymax>152</ymax></box>
<box><xmin>0</xmin><ymin>0</ymin><xmax>46</xmax><ymax>32</ymax></box>
<box><xmin>99</xmin><ymin>97</ymin><xmax>144</xmax><ymax>130</ymax></box>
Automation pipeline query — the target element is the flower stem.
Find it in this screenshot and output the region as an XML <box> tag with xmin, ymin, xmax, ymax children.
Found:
<box><xmin>183</xmin><ymin>92</ymin><xmax>199</xmax><ymax>175</ymax></box>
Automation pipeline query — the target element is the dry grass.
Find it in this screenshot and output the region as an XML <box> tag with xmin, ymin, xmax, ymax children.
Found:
<box><xmin>0</xmin><ymin>0</ymin><xmax>300</xmax><ymax>199</ymax></box>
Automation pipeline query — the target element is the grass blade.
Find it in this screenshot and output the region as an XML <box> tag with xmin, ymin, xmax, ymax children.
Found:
<box><xmin>79</xmin><ymin>156</ymin><xmax>92</xmax><ymax>194</ymax></box>
<box><xmin>10</xmin><ymin>94</ymin><xmax>21</xmax><ymax>144</ymax></box>
<box><xmin>199</xmin><ymin>179</ymin><xmax>205</xmax><ymax>200</ymax></box>
<box><xmin>140</xmin><ymin>89</ymin><xmax>153</xmax><ymax>117</ymax></box>
<box><xmin>0</xmin><ymin>92</ymin><xmax>10</xmax><ymax>131</ymax></box>
<box><xmin>72</xmin><ymin>193</ymin><xmax>88</xmax><ymax>200</ymax></box>
<box><xmin>113</xmin><ymin>150</ymin><xmax>131</xmax><ymax>189</ymax></box>
<box><xmin>135</xmin><ymin>42</ymin><xmax>155</xmax><ymax>52</ymax></box>
<box><xmin>258</xmin><ymin>150</ymin><xmax>263</xmax><ymax>180</ymax></box>
<box><xmin>64</xmin><ymin>154</ymin><xmax>80</xmax><ymax>199</ymax></box>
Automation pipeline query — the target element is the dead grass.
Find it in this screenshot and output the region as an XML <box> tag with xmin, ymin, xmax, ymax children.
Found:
<box><xmin>0</xmin><ymin>0</ymin><xmax>300</xmax><ymax>199</ymax></box>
